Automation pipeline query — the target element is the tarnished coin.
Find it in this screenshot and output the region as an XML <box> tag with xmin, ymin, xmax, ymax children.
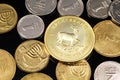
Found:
<box><xmin>15</xmin><ymin>40</ymin><xmax>50</xmax><ymax>72</ymax></box>
<box><xmin>94</xmin><ymin>61</ymin><xmax>120</xmax><ymax>80</ymax></box>
<box><xmin>57</xmin><ymin>0</ymin><xmax>84</xmax><ymax>16</ymax></box>
<box><xmin>0</xmin><ymin>49</ymin><xmax>16</xmax><ymax>80</ymax></box>
<box><xmin>93</xmin><ymin>20</ymin><xmax>120</xmax><ymax>57</ymax></box>
<box><xmin>56</xmin><ymin>60</ymin><xmax>91</xmax><ymax>80</ymax></box>
<box><xmin>21</xmin><ymin>73</ymin><xmax>53</xmax><ymax>80</ymax></box>
<box><xmin>44</xmin><ymin>16</ymin><xmax>95</xmax><ymax>62</ymax></box>
<box><xmin>0</xmin><ymin>4</ymin><xmax>18</xmax><ymax>34</ymax></box>
<box><xmin>17</xmin><ymin>14</ymin><xmax>45</xmax><ymax>39</ymax></box>
<box><xmin>86</xmin><ymin>0</ymin><xmax>111</xmax><ymax>19</ymax></box>
<box><xmin>109</xmin><ymin>0</ymin><xmax>120</xmax><ymax>25</ymax></box>
<box><xmin>25</xmin><ymin>0</ymin><xmax>57</xmax><ymax>16</ymax></box>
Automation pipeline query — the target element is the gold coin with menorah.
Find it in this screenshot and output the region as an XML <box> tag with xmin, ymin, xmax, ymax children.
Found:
<box><xmin>0</xmin><ymin>4</ymin><xmax>18</xmax><ymax>34</ymax></box>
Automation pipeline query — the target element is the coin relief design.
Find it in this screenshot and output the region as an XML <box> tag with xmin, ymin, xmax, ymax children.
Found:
<box><xmin>45</xmin><ymin>16</ymin><xmax>95</xmax><ymax>62</ymax></box>
<box><xmin>0</xmin><ymin>4</ymin><xmax>18</xmax><ymax>33</ymax></box>
<box><xmin>15</xmin><ymin>40</ymin><xmax>50</xmax><ymax>72</ymax></box>
<box><xmin>56</xmin><ymin>60</ymin><xmax>91</xmax><ymax>80</ymax></box>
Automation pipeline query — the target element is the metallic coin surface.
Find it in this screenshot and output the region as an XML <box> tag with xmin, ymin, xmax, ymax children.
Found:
<box><xmin>15</xmin><ymin>40</ymin><xmax>50</xmax><ymax>72</ymax></box>
<box><xmin>94</xmin><ymin>61</ymin><xmax>120</xmax><ymax>80</ymax></box>
<box><xmin>17</xmin><ymin>15</ymin><xmax>45</xmax><ymax>39</ymax></box>
<box><xmin>45</xmin><ymin>16</ymin><xmax>95</xmax><ymax>62</ymax></box>
<box><xmin>109</xmin><ymin>0</ymin><xmax>120</xmax><ymax>25</ymax></box>
<box><xmin>21</xmin><ymin>73</ymin><xmax>53</xmax><ymax>80</ymax></box>
<box><xmin>57</xmin><ymin>0</ymin><xmax>84</xmax><ymax>16</ymax></box>
<box><xmin>0</xmin><ymin>49</ymin><xmax>16</xmax><ymax>80</ymax></box>
<box><xmin>56</xmin><ymin>60</ymin><xmax>91</xmax><ymax>80</ymax></box>
<box><xmin>0</xmin><ymin>4</ymin><xmax>18</xmax><ymax>34</ymax></box>
<box><xmin>93</xmin><ymin>20</ymin><xmax>120</xmax><ymax>57</ymax></box>
<box><xmin>25</xmin><ymin>0</ymin><xmax>57</xmax><ymax>16</ymax></box>
<box><xmin>86</xmin><ymin>0</ymin><xmax>111</xmax><ymax>19</ymax></box>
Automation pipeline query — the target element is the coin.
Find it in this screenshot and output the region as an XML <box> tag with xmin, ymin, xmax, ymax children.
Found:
<box><xmin>94</xmin><ymin>61</ymin><xmax>120</xmax><ymax>80</ymax></box>
<box><xmin>0</xmin><ymin>49</ymin><xmax>16</xmax><ymax>80</ymax></box>
<box><xmin>0</xmin><ymin>4</ymin><xmax>18</xmax><ymax>34</ymax></box>
<box><xmin>93</xmin><ymin>20</ymin><xmax>120</xmax><ymax>57</ymax></box>
<box><xmin>56</xmin><ymin>60</ymin><xmax>91</xmax><ymax>80</ymax></box>
<box><xmin>44</xmin><ymin>16</ymin><xmax>95</xmax><ymax>62</ymax></box>
<box><xmin>109</xmin><ymin>0</ymin><xmax>120</xmax><ymax>25</ymax></box>
<box><xmin>17</xmin><ymin>14</ymin><xmax>45</xmax><ymax>39</ymax></box>
<box><xmin>15</xmin><ymin>40</ymin><xmax>50</xmax><ymax>72</ymax></box>
<box><xmin>57</xmin><ymin>0</ymin><xmax>84</xmax><ymax>16</ymax></box>
<box><xmin>21</xmin><ymin>73</ymin><xmax>53</xmax><ymax>80</ymax></box>
<box><xmin>25</xmin><ymin>0</ymin><xmax>57</xmax><ymax>16</ymax></box>
<box><xmin>86</xmin><ymin>0</ymin><xmax>111</xmax><ymax>19</ymax></box>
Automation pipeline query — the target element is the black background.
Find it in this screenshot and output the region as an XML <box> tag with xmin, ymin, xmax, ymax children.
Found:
<box><xmin>0</xmin><ymin>0</ymin><xmax>120</xmax><ymax>80</ymax></box>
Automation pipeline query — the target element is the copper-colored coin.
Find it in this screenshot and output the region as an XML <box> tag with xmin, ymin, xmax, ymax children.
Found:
<box><xmin>93</xmin><ymin>20</ymin><xmax>120</xmax><ymax>57</ymax></box>
<box><xmin>56</xmin><ymin>60</ymin><xmax>91</xmax><ymax>80</ymax></box>
<box><xmin>0</xmin><ymin>49</ymin><xmax>16</xmax><ymax>80</ymax></box>
<box><xmin>44</xmin><ymin>16</ymin><xmax>95</xmax><ymax>62</ymax></box>
<box><xmin>15</xmin><ymin>40</ymin><xmax>50</xmax><ymax>72</ymax></box>
<box><xmin>21</xmin><ymin>73</ymin><xmax>53</xmax><ymax>80</ymax></box>
<box><xmin>0</xmin><ymin>4</ymin><xmax>18</xmax><ymax>34</ymax></box>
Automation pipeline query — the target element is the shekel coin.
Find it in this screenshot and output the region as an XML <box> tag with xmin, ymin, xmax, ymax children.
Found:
<box><xmin>0</xmin><ymin>49</ymin><xmax>16</xmax><ymax>80</ymax></box>
<box><xmin>109</xmin><ymin>0</ymin><xmax>120</xmax><ymax>25</ymax></box>
<box><xmin>56</xmin><ymin>60</ymin><xmax>91</xmax><ymax>80</ymax></box>
<box><xmin>94</xmin><ymin>61</ymin><xmax>120</xmax><ymax>80</ymax></box>
<box><xmin>21</xmin><ymin>73</ymin><xmax>53</xmax><ymax>80</ymax></box>
<box><xmin>15</xmin><ymin>40</ymin><xmax>50</xmax><ymax>72</ymax></box>
<box><xmin>0</xmin><ymin>4</ymin><xmax>18</xmax><ymax>34</ymax></box>
<box><xmin>44</xmin><ymin>16</ymin><xmax>95</xmax><ymax>62</ymax></box>
<box><xmin>57</xmin><ymin>0</ymin><xmax>84</xmax><ymax>16</ymax></box>
<box><xmin>25</xmin><ymin>0</ymin><xmax>57</xmax><ymax>16</ymax></box>
<box><xmin>93</xmin><ymin>20</ymin><xmax>120</xmax><ymax>57</ymax></box>
<box><xmin>86</xmin><ymin>0</ymin><xmax>111</xmax><ymax>19</ymax></box>
<box><xmin>17</xmin><ymin>15</ymin><xmax>45</xmax><ymax>39</ymax></box>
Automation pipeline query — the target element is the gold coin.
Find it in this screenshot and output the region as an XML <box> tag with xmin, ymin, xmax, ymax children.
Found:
<box><xmin>0</xmin><ymin>49</ymin><xmax>16</xmax><ymax>80</ymax></box>
<box><xmin>15</xmin><ymin>40</ymin><xmax>50</xmax><ymax>72</ymax></box>
<box><xmin>56</xmin><ymin>60</ymin><xmax>91</xmax><ymax>80</ymax></box>
<box><xmin>93</xmin><ymin>20</ymin><xmax>120</xmax><ymax>57</ymax></box>
<box><xmin>0</xmin><ymin>4</ymin><xmax>18</xmax><ymax>34</ymax></box>
<box><xmin>44</xmin><ymin>16</ymin><xmax>95</xmax><ymax>62</ymax></box>
<box><xmin>21</xmin><ymin>73</ymin><xmax>53</xmax><ymax>80</ymax></box>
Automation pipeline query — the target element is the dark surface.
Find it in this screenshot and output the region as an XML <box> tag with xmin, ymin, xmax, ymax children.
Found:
<box><xmin>0</xmin><ymin>0</ymin><xmax>120</xmax><ymax>80</ymax></box>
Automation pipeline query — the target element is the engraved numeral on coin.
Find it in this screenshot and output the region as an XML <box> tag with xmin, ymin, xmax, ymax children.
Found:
<box><xmin>0</xmin><ymin>9</ymin><xmax>14</xmax><ymax>25</ymax></box>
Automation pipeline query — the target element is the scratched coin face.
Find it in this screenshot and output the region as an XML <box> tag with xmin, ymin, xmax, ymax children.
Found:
<box><xmin>109</xmin><ymin>0</ymin><xmax>120</xmax><ymax>25</ymax></box>
<box><xmin>45</xmin><ymin>16</ymin><xmax>95</xmax><ymax>62</ymax></box>
<box><xmin>86</xmin><ymin>0</ymin><xmax>111</xmax><ymax>19</ymax></box>
<box><xmin>0</xmin><ymin>49</ymin><xmax>16</xmax><ymax>80</ymax></box>
<box><xmin>21</xmin><ymin>73</ymin><xmax>53</xmax><ymax>80</ymax></box>
<box><xmin>25</xmin><ymin>0</ymin><xmax>57</xmax><ymax>16</ymax></box>
<box><xmin>93</xmin><ymin>20</ymin><xmax>120</xmax><ymax>57</ymax></box>
<box><xmin>57</xmin><ymin>0</ymin><xmax>84</xmax><ymax>16</ymax></box>
<box><xmin>56</xmin><ymin>60</ymin><xmax>91</xmax><ymax>80</ymax></box>
<box><xmin>17</xmin><ymin>15</ymin><xmax>45</xmax><ymax>39</ymax></box>
<box><xmin>0</xmin><ymin>4</ymin><xmax>18</xmax><ymax>34</ymax></box>
<box><xmin>94</xmin><ymin>61</ymin><xmax>120</xmax><ymax>80</ymax></box>
<box><xmin>15</xmin><ymin>40</ymin><xmax>50</xmax><ymax>72</ymax></box>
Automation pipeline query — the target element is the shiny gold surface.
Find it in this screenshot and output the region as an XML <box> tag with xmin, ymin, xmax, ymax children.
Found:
<box><xmin>0</xmin><ymin>4</ymin><xmax>18</xmax><ymax>34</ymax></box>
<box><xmin>45</xmin><ymin>16</ymin><xmax>95</xmax><ymax>62</ymax></box>
<box><xmin>21</xmin><ymin>73</ymin><xmax>53</xmax><ymax>80</ymax></box>
<box><xmin>0</xmin><ymin>49</ymin><xmax>16</xmax><ymax>80</ymax></box>
<box><xmin>56</xmin><ymin>60</ymin><xmax>91</xmax><ymax>80</ymax></box>
<box><xmin>15</xmin><ymin>40</ymin><xmax>50</xmax><ymax>72</ymax></box>
<box><xmin>93</xmin><ymin>20</ymin><xmax>120</xmax><ymax>57</ymax></box>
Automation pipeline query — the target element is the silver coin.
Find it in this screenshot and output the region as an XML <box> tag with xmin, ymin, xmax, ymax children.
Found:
<box><xmin>25</xmin><ymin>0</ymin><xmax>57</xmax><ymax>16</ymax></box>
<box><xmin>57</xmin><ymin>0</ymin><xmax>84</xmax><ymax>16</ymax></box>
<box><xmin>87</xmin><ymin>0</ymin><xmax>111</xmax><ymax>19</ymax></box>
<box><xmin>94</xmin><ymin>61</ymin><xmax>120</xmax><ymax>80</ymax></box>
<box><xmin>17</xmin><ymin>15</ymin><xmax>45</xmax><ymax>39</ymax></box>
<box><xmin>109</xmin><ymin>0</ymin><xmax>120</xmax><ymax>25</ymax></box>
